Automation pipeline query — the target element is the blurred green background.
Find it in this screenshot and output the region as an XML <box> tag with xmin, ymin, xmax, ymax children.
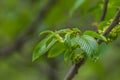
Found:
<box><xmin>0</xmin><ymin>0</ymin><xmax>120</xmax><ymax>80</ymax></box>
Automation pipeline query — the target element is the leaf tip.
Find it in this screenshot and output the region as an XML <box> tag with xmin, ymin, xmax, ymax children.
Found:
<box><xmin>32</xmin><ymin>54</ymin><xmax>37</xmax><ymax>62</ymax></box>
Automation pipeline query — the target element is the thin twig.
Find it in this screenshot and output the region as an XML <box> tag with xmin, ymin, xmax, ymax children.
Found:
<box><xmin>64</xmin><ymin>8</ymin><xmax>120</xmax><ymax>80</ymax></box>
<box><xmin>103</xmin><ymin>8</ymin><xmax>120</xmax><ymax>36</ymax></box>
<box><xmin>64</xmin><ymin>57</ymin><xmax>84</xmax><ymax>80</ymax></box>
<box><xmin>93</xmin><ymin>0</ymin><xmax>109</xmax><ymax>33</ymax></box>
<box><xmin>100</xmin><ymin>0</ymin><xmax>109</xmax><ymax>22</ymax></box>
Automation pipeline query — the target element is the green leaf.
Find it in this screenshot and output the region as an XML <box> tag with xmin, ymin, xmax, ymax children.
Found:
<box><xmin>55</xmin><ymin>28</ymin><xmax>72</xmax><ymax>34</ymax></box>
<box><xmin>32</xmin><ymin>34</ymin><xmax>57</xmax><ymax>62</ymax></box>
<box><xmin>64</xmin><ymin>33</ymin><xmax>72</xmax><ymax>47</ymax></box>
<box><xmin>84</xmin><ymin>30</ymin><xmax>107</xmax><ymax>41</ymax></box>
<box><xmin>70</xmin><ymin>37</ymin><xmax>79</xmax><ymax>47</ymax></box>
<box><xmin>72</xmin><ymin>28</ymin><xmax>81</xmax><ymax>33</ymax></box>
<box><xmin>64</xmin><ymin>48</ymin><xmax>72</xmax><ymax>63</ymax></box>
<box><xmin>40</xmin><ymin>30</ymin><xmax>54</xmax><ymax>35</ymax></box>
<box><xmin>76</xmin><ymin>35</ymin><xmax>99</xmax><ymax>58</ymax></box>
<box><xmin>77</xmin><ymin>36</ymin><xmax>91</xmax><ymax>55</ymax></box>
<box><xmin>55</xmin><ymin>34</ymin><xmax>64</xmax><ymax>43</ymax></box>
<box><xmin>98</xmin><ymin>20</ymin><xmax>110</xmax><ymax>30</ymax></box>
<box><xmin>64</xmin><ymin>33</ymin><xmax>79</xmax><ymax>63</ymax></box>
<box><xmin>70</xmin><ymin>0</ymin><xmax>85</xmax><ymax>17</ymax></box>
<box><xmin>32</xmin><ymin>28</ymin><xmax>101</xmax><ymax>62</ymax></box>
<box><xmin>83</xmin><ymin>35</ymin><xmax>99</xmax><ymax>56</ymax></box>
<box><xmin>48</xmin><ymin>42</ymin><xmax>65</xmax><ymax>58</ymax></box>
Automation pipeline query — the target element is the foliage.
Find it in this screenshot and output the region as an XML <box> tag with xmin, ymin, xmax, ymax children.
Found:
<box><xmin>32</xmin><ymin>28</ymin><xmax>106</xmax><ymax>64</ymax></box>
<box><xmin>98</xmin><ymin>20</ymin><xmax>120</xmax><ymax>43</ymax></box>
<box><xmin>0</xmin><ymin>0</ymin><xmax>120</xmax><ymax>80</ymax></box>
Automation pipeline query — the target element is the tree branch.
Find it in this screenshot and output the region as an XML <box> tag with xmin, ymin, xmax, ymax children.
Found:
<box><xmin>103</xmin><ymin>8</ymin><xmax>120</xmax><ymax>36</ymax></box>
<box><xmin>0</xmin><ymin>0</ymin><xmax>56</xmax><ymax>57</ymax></box>
<box><xmin>64</xmin><ymin>8</ymin><xmax>120</xmax><ymax>80</ymax></box>
<box><xmin>64</xmin><ymin>57</ymin><xmax>84</xmax><ymax>80</ymax></box>
<box><xmin>93</xmin><ymin>0</ymin><xmax>109</xmax><ymax>33</ymax></box>
<box><xmin>100</xmin><ymin>0</ymin><xmax>109</xmax><ymax>22</ymax></box>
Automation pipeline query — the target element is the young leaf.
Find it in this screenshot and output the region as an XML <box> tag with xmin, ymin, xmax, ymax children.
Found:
<box><xmin>76</xmin><ymin>35</ymin><xmax>99</xmax><ymax>58</ymax></box>
<box><xmin>72</xmin><ymin>28</ymin><xmax>81</xmax><ymax>33</ymax></box>
<box><xmin>77</xmin><ymin>36</ymin><xmax>91</xmax><ymax>55</ymax></box>
<box><xmin>83</xmin><ymin>35</ymin><xmax>99</xmax><ymax>56</ymax></box>
<box><xmin>40</xmin><ymin>30</ymin><xmax>54</xmax><ymax>35</ymax></box>
<box><xmin>32</xmin><ymin>34</ymin><xmax>57</xmax><ymax>62</ymax></box>
<box><xmin>84</xmin><ymin>30</ymin><xmax>107</xmax><ymax>41</ymax></box>
<box><xmin>55</xmin><ymin>34</ymin><xmax>64</xmax><ymax>43</ymax></box>
<box><xmin>55</xmin><ymin>28</ymin><xmax>72</xmax><ymax>34</ymax></box>
<box><xmin>64</xmin><ymin>48</ymin><xmax>72</xmax><ymax>63</ymax></box>
<box><xmin>64</xmin><ymin>33</ymin><xmax>72</xmax><ymax>47</ymax></box>
<box><xmin>48</xmin><ymin>42</ymin><xmax>65</xmax><ymax>58</ymax></box>
<box><xmin>98</xmin><ymin>20</ymin><xmax>108</xmax><ymax>30</ymax></box>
